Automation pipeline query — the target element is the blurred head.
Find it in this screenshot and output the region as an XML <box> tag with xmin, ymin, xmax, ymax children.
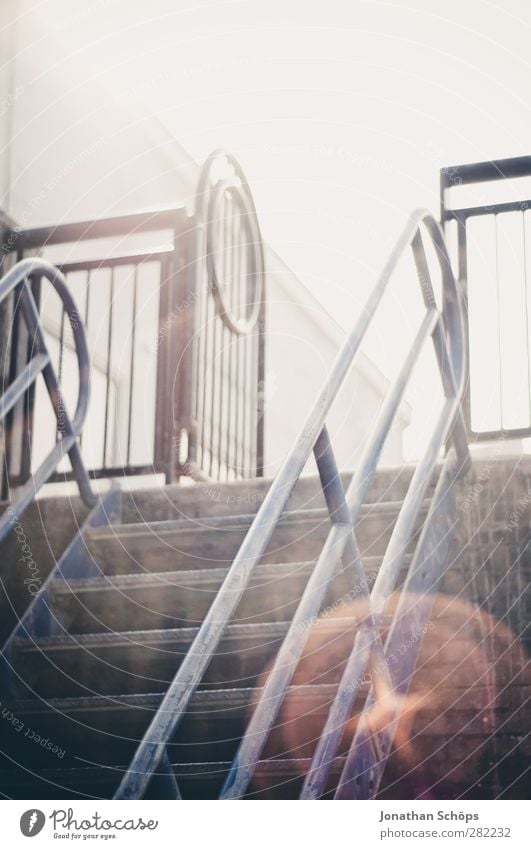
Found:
<box><xmin>252</xmin><ymin>591</ymin><xmax>529</xmax><ymax>798</ymax></box>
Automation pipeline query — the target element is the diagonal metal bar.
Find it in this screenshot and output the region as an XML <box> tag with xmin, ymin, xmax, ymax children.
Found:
<box><xmin>410</xmin><ymin>230</ymin><xmax>470</xmax><ymax>473</ymax></box>
<box><xmin>334</xmin><ymin>450</ymin><xmax>460</xmax><ymax>799</ymax></box>
<box><xmin>220</xmin><ymin>426</ymin><xmax>380</xmax><ymax>798</ymax></box>
<box><xmin>0</xmin><ymin>259</ymin><xmax>95</xmax><ymax>544</ymax></box>
<box><xmin>0</xmin><ymin>352</ymin><xmax>50</xmax><ymax>420</ymax></box>
<box><xmin>113</xmin><ymin>212</ymin><xmax>435</xmax><ymax>800</ymax></box>
<box><xmin>0</xmin><ymin>484</ymin><xmax>122</xmax><ymax>696</ymax></box>
<box><xmin>17</xmin><ymin>278</ymin><xmax>94</xmax><ymax>506</ymax></box>
<box><xmin>343</xmin><ymin>307</ymin><xmax>440</xmax><ymax>519</ymax></box>
<box><xmin>220</xmin><ymin>310</ymin><xmax>440</xmax><ymax>798</ymax></box>
<box><xmin>114</xmin><ymin>209</ymin><xmax>470</xmax><ymax>800</ymax></box>
<box><xmin>301</xmin><ymin>394</ymin><xmax>459</xmax><ymax>798</ymax></box>
<box><xmin>148</xmin><ymin>750</ymin><xmax>182</xmax><ymax>800</ymax></box>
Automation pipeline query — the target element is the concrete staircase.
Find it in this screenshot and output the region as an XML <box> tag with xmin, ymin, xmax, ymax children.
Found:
<box><xmin>0</xmin><ymin>465</ymin><xmax>528</xmax><ymax>799</ymax></box>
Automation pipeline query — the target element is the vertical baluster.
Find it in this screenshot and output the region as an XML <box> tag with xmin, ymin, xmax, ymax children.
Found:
<box><xmin>255</xmin><ymin>251</ymin><xmax>266</xmax><ymax>478</ymax></box>
<box><xmin>209</xmin><ymin>191</ymin><xmax>224</xmax><ymax>478</ymax></box>
<box><xmin>198</xmin><ymin>169</ymin><xmax>217</xmax><ymax>477</ymax></box>
<box><xmin>249</xmin><ymin>307</ymin><xmax>259</xmax><ymax>476</ymax></box>
<box><xmin>55</xmin><ymin>290</ymin><xmax>66</xmax><ymax>445</ymax></box>
<box><xmin>223</xmin><ymin>201</ymin><xmax>233</xmax><ymax>479</ymax></box>
<box><xmin>127</xmin><ymin>265</ymin><xmax>138</xmax><ymax>468</ymax></box>
<box><xmin>233</xmin><ymin>211</ymin><xmax>244</xmax><ymax>477</ymax></box>
<box><xmin>22</xmin><ymin>274</ymin><xmax>41</xmax><ymax>480</ymax></box>
<box><xmin>102</xmin><ymin>268</ymin><xmax>114</xmax><ymax>469</ymax></box>
<box><xmin>240</xmin><ymin>230</ymin><xmax>251</xmax><ymax>477</ymax></box>
<box><xmin>79</xmin><ymin>269</ymin><xmax>90</xmax><ymax>452</ymax></box>
<box><xmin>217</xmin><ymin>192</ymin><xmax>230</xmax><ymax>480</ymax></box>
<box><xmin>494</xmin><ymin>214</ymin><xmax>504</xmax><ymax>429</ymax></box>
<box><xmin>197</xmin><ymin>260</ymin><xmax>208</xmax><ymax>473</ymax></box>
<box><xmin>203</xmin><ymin>269</ymin><xmax>215</xmax><ymax>476</ymax></box>
<box><xmin>457</xmin><ymin>217</ymin><xmax>471</xmax><ymax>434</ymax></box>
<box><xmin>522</xmin><ymin>212</ymin><xmax>531</xmax><ymax>428</ymax></box>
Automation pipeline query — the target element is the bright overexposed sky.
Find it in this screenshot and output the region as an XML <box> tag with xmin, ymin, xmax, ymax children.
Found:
<box><xmin>34</xmin><ymin>0</ymin><xmax>531</xmax><ymax>324</ymax></box>
<box><xmin>22</xmin><ymin>0</ymin><xmax>531</xmax><ymax>451</ymax></box>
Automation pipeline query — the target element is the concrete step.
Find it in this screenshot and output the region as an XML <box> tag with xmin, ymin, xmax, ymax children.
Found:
<box><xmin>85</xmin><ymin>501</ymin><xmax>429</xmax><ymax>574</ymax></box>
<box><xmin>120</xmin><ymin>466</ymin><xmax>429</xmax><ymax>523</ymax></box>
<box><xmin>11</xmin><ymin>619</ymin><xmax>352</xmax><ymax>698</ymax></box>
<box><xmin>12</xmin><ymin>610</ymin><xmax>497</xmax><ymax>700</ymax></box>
<box><xmin>0</xmin><ymin>753</ymin><xmax>510</xmax><ymax>800</ymax></box>
<box><xmin>49</xmin><ymin>550</ymin><xmax>475</xmax><ymax>634</ymax></box>
<box><xmin>0</xmin><ymin>685</ymin><xmax>343</xmax><ymax>768</ymax></box>
<box><xmin>0</xmin><ymin>759</ymin><xmax>344</xmax><ymax>800</ymax></box>
<box><xmin>1</xmin><ymin>684</ymin><xmax>525</xmax><ymax>770</ymax></box>
<box><xmin>49</xmin><ymin>557</ymin><xmax>403</xmax><ymax>633</ymax></box>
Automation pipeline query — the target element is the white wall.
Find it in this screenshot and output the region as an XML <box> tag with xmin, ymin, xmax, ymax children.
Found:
<box><xmin>1</xmin><ymin>1</ymin><xmax>409</xmax><ymax>481</ymax></box>
<box><xmin>2</xmin><ymin>7</ymin><xmax>196</xmax><ymax>227</ymax></box>
<box><xmin>263</xmin><ymin>248</ymin><xmax>409</xmax><ymax>477</ymax></box>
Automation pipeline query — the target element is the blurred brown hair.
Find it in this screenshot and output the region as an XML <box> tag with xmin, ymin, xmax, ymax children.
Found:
<box><xmin>251</xmin><ymin>592</ymin><xmax>530</xmax><ymax>798</ymax></box>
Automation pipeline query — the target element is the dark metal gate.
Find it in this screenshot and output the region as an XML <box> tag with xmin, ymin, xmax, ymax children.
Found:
<box><xmin>0</xmin><ymin>151</ymin><xmax>265</xmax><ymax>494</ymax></box>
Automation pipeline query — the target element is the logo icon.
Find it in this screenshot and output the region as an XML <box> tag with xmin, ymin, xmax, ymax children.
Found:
<box><xmin>20</xmin><ymin>810</ymin><xmax>45</xmax><ymax>837</ymax></box>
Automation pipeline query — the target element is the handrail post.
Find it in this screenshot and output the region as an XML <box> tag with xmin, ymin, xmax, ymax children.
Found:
<box><xmin>0</xmin><ymin>259</ymin><xmax>95</xmax><ymax>544</ymax></box>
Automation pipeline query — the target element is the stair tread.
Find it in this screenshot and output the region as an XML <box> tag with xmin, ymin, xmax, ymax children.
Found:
<box><xmin>49</xmin><ymin>554</ymin><xmax>403</xmax><ymax>594</ymax></box>
<box><xmin>82</xmin><ymin>501</ymin><xmax>430</xmax><ymax>575</ymax></box>
<box><xmin>85</xmin><ymin>500</ymin><xmax>421</xmax><ymax>540</ymax></box>
<box><xmin>2</xmin><ymin>684</ymin><xmax>336</xmax><ymax>714</ymax></box>
<box><xmin>13</xmin><ymin>616</ymin><xmax>374</xmax><ymax>653</ymax></box>
<box><xmin>7</xmin><ymin>679</ymin><xmax>524</xmax><ymax>716</ymax></box>
<box><xmin>50</xmin><ymin>560</ymin><xmax>317</xmax><ymax>592</ymax></box>
<box><xmin>3</xmin><ymin>461</ymin><xmax>527</xmax><ymax>801</ymax></box>
<box><xmin>0</xmin><ymin>758</ymin><xmax>346</xmax><ymax>779</ymax></box>
<box><xmin>119</xmin><ymin>466</ymin><xmax>431</xmax><ymax>523</ymax></box>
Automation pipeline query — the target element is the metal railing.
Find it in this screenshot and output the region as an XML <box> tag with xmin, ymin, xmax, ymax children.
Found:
<box><xmin>0</xmin><ymin>152</ymin><xmax>265</xmax><ymax>487</ymax></box>
<box><xmin>0</xmin><ymin>258</ymin><xmax>94</xmax><ymax>545</ymax></box>
<box><xmin>441</xmin><ymin>154</ymin><xmax>531</xmax><ymax>440</ymax></box>
<box><xmin>185</xmin><ymin>150</ymin><xmax>266</xmax><ymax>480</ymax></box>
<box><xmin>114</xmin><ymin>208</ymin><xmax>471</xmax><ymax>800</ymax></box>
<box><xmin>13</xmin><ymin>205</ymin><xmax>190</xmax><ymax>485</ymax></box>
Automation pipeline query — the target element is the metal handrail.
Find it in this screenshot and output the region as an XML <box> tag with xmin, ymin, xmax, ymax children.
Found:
<box><xmin>114</xmin><ymin>208</ymin><xmax>471</xmax><ymax>800</ymax></box>
<box><xmin>0</xmin><ymin>258</ymin><xmax>95</xmax><ymax>544</ymax></box>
